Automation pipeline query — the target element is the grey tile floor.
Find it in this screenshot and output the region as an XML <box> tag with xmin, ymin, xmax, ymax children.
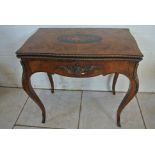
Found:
<box><xmin>0</xmin><ymin>87</ymin><xmax>154</xmax><ymax>129</ymax></box>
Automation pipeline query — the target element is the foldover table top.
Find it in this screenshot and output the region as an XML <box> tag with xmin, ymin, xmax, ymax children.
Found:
<box><xmin>16</xmin><ymin>28</ymin><xmax>144</xmax><ymax>127</ymax></box>
<box><xmin>16</xmin><ymin>28</ymin><xmax>143</xmax><ymax>60</ymax></box>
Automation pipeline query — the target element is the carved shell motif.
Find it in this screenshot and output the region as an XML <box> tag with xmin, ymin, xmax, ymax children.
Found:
<box><xmin>57</xmin><ymin>64</ymin><xmax>101</xmax><ymax>75</ymax></box>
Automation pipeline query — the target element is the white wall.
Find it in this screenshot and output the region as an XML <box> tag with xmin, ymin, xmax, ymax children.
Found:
<box><xmin>0</xmin><ymin>25</ymin><xmax>155</xmax><ymax>92</ymax></box>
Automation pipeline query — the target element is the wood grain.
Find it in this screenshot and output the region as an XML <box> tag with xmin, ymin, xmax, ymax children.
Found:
<box><xmin>17</xmin><ymin>28</ymin><xmax>143</xmax><ymax>127</ymax></box>
<box><xmin>16</xmin><ymin>28</ymin><xmax>143</xmax><ymax>60</ymax></box>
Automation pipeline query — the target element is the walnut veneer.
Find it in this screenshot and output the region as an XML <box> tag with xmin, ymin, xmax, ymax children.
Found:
<box><xmin>16</xmin><ymin>28</ymin><xmax>143</xmax><ymax>127</ymax></box>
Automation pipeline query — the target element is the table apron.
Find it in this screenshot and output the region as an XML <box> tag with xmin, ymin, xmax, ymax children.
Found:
<box><xmin>21</xmin><ymin>59</ymin><xmax>138</xmax><ymax>78</ymax></box>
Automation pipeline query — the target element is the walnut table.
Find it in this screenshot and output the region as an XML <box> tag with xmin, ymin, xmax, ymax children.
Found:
<box><xmin>16</xmin><ymin>28</ymin><xmax>143</xmax><ymax>127</ymax></box>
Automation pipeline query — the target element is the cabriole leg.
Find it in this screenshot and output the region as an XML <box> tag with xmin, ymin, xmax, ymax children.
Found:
<box><xmin>112</xmin><ymin>73</ymin><xmax>119</xmax><ymax>95</ymax></box>
<box><xmin>117</xmin><ymin>66</ymin><xmax>139</xmax><ymax>127</ymax></box>
<box><xmin>22</xmin><ymin>62</ymin><xmax>46</xmax><ymax>123</ymax></box>
<box><xmin>47</xmin><ymin>73</ymin><xmax>54</xmax><ymax>93</ymax></box>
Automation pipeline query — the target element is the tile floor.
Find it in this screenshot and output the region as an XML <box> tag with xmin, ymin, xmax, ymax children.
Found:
<box><xmin>0</xmin><ymin>87</ymin><xmax>154</xmax><ymax>129</ymax></box>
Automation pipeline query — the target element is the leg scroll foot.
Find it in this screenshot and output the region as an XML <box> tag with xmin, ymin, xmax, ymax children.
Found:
<box><xmin>42</xmin><ymin>112</ymin><xmax>46</xmax><ymax>123</ymax></box>
<box><xmin>117</xmin><ymin>115</ymin><xmax>121</xmax><ymax>127</ymax></box>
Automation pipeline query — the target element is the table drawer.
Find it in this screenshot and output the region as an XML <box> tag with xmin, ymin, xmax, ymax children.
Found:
<box><xmin>26</xmin><ymin>59</ymin><xmax>131</xmax><ymax>77</ymax></box>
<box><xmin>55</xmin><ymin>62</ymin><xmax>103</xmax><ymax>77</ymax></box>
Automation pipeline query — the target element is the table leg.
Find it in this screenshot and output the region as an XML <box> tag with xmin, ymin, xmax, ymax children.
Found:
<box><xmin>112</xmin><ymin>73</ymin><xmax>119</xmax><ymax>95</ymax></box>
<box><xmin>22</xmin><ymin>64</ymin><xmax>46</xmax><ymax>123</ymax></box>
<box><xmin>47</xmin><ymin>73</ymin><xmax>54</xmax><ymax>93</ymax></box>
<box><xmin>116</xmin><ymin>69</ymin><xmax>139</xmax><ymax>127</ymax></box>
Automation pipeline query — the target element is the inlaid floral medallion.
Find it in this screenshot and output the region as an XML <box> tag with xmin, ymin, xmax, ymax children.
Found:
<box><xmin>57</xmin><ymin>34</ymin><xmax>102</xmax><ymax>43</ymax></box>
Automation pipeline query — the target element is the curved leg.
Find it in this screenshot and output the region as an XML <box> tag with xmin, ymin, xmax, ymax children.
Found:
<box><xmin>117</xmin><ymin>73</ymin><xmax>139</xmax><ymax>127</ymax></box>
<box><xmin>47</xmin><ymin>73</ymin><xmax>54</xmax><ymax>93</ymax></box>
<box><xmin>22</xmin><ymin>63</ymin><xmax>46</xmax><ymax>123</ymax></box>
<box><xmin>112</xmin><ymin>73</ymin><xmax>119</xmax><ymax>95</ymax></box>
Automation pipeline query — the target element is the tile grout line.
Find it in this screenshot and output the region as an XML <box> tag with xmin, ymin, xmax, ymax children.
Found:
<box><xmin>77</xmin><ymin>91</ymin><xmax>83</xmax><ymax>129</ymax></box>
<box><xmin>136</xmin><ymin>95</ymin><xmax>147</xmax><ymax>129</ymax></box>
<box><xmin>12</xmin><ymin>96</ymin><xmax>29</xmax><ymax>129</ymax></box>
<box><xmin>14</xmin><ymin>124</ymin><xmax>66</xmax><ymax>129</ymax></box>
<box><xmin>1</xmin><ymin>85</ymin><xmax>155</xmax><ymax>94</ymax></box>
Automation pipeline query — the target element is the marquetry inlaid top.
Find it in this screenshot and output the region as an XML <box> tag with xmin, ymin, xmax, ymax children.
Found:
<box><xmin>16</xmin><ymin>28</ymin><xmax>143</xmax><ymax>60</ymax></box>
